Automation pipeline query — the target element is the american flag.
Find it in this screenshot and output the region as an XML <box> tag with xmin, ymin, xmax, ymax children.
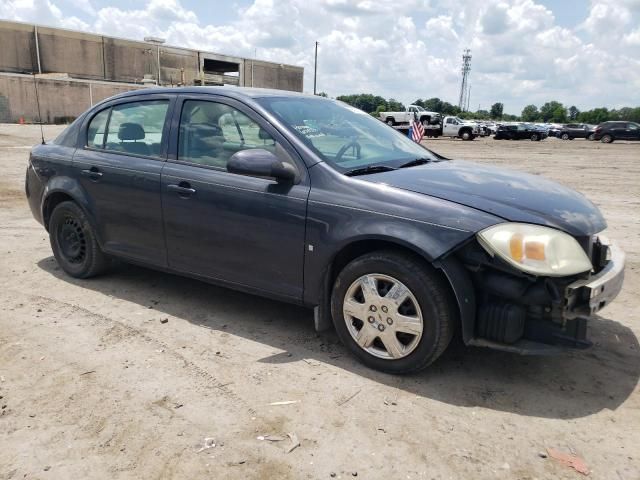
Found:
<box><xmin>409</xmin><ymin>115</ymin><xmax>424</xmax><ymax>143</ymax></box>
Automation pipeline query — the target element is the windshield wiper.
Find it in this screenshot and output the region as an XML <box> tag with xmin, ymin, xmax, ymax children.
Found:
<box><xmin>398</xmin><ymin>157</ymin><xmax>433</xmax><ymax>168</ymax></box>
<box><xmin>344</xmin><ymin>165</ymin><xmax>397</xmax><ymax>177</ymax></box>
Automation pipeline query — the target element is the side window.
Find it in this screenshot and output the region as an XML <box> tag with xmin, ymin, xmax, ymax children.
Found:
<box><xmin>178</xmin><ymin>100</ymin><xmax>275</xmax><ymax>169</ymax></box>
<box><xmin>446</xmin><ymin>118</ymin><xmax>453</xmax><ymax>124</ymax></box>
<box><xmin>629</xmin><ymin>123</ymin><xmax>639</xmax><ymax>130</ymax></box>
<box><xmin>104</xmin><ymin>100</ymin><xmax>169</xmax><ymax>158</ymax></box>
<box><xmin>87</xmin><ymin>109</ymin><xmax>110</xmax><ymax>149</ymax></box>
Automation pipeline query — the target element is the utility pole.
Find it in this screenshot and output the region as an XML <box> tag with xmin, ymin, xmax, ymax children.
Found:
<box><xmin>458</xmin><ymin>48</ymin><xmax>472</xmax><ymax>111</ymax></box>
<box><xmin>313</xmin><ymin>41</ymin><xmax>318</xmax><ymax>95</ymax></box>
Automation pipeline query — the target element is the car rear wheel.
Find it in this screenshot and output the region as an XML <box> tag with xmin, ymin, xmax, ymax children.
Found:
<box><xmin>601</xmin><ymin>134</ymin><xmax>614</xmax><ymax>143</ymax></box>
<box><xmin>587</xmin><ymin>133</ymin><xmax>595</xmax><ymax>141</ymax></box>
<box><xmin>561</xmin><ymin>133</ymin><xmax>570</xmax><ymax>140</ymax></box>
<box><xmin>386</xmin><ymin>118</ymin><xmax>395</xmax><ymax>126</ymax></box>
<box><xmin>531</xmin><ymin>133</ymin><xmax>539</xmax><ymax>141</ymax></box>
<box><xmin>330</xmin><ymin>250</ymin><xmax>454</xmax><ymax>374</ymax></box>
<box><xmin>49</xmin><ymin>201</ymin><xmax>109</xmax><ymax>278</ymax></box>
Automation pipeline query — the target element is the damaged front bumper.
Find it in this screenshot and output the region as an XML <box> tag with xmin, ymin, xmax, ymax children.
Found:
<box><xmin>462</xmin><ymin>240</ymin><xmax>626</xmax><ymax>355</ymax></box>
<box><xmin>565</xmin><ymin>243</ymin><xmax>625</xmax><ymax>319</ymax></box>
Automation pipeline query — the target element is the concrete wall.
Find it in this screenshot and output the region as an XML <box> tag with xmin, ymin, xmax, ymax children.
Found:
<box><xmin>0</xmin><ymin>21</ymin><xmax>36</xmax><ymax>73</ymax></box>
<box><xmin>0</xmin><ymin>73</ymin><xmax>146</xmax><ymax>123</ymax></box>
<box><xmin>244</xmin><ymin>60</ymin><xmax>304</xmax><ymax>91</ymax></box>
<box><xmin>0</xmin><ymin>20</ymin><xmax>303</xmax><ymax>91</ymax></box>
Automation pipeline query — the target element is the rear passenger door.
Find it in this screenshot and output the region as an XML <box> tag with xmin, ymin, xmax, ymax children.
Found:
<box><xmin>160</xmin><ymin>95</ymin><xmax>309</xmax><ymax>300</ymax></box>
<box><xmin>73</xmin><ymin>95</ymin><xmax>174</xmax><ymax>266</ymax></box>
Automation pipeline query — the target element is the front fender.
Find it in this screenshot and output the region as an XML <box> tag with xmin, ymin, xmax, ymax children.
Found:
<box><xmin>303</xmin><ymin>202</ymin><xmax>477</xmax><ymax>306</ymax></box>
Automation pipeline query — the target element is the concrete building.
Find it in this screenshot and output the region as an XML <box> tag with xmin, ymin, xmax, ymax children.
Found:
<box><xmin>0</xmin><ymin>19</ymin><xmax>304</xmax><ymax>123</ymax></box>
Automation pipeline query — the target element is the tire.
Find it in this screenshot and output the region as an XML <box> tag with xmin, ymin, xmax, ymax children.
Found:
<box><xmin>330</xmin><ymin>250</ymin><xmax>455</xmax><ymax>374</ymax></box>
<box><xmin>461</xmin><ymin>130</ymin><xmax>472</xmax><ymax>141</ymax></box>
<box><xmin>531</xmin><ymin>133</ymin><xmax>539</xmax><ymax>141</ymax></box>
<box><xmin>588</xmin><ymin>133</ymin><xmax>595</xmax><ymax>141</ymax></box>
<box><xmin>601</xmin><ymin>134</ymin><xmax>614</xmax><ymax>143</ymax></box>
<box><xmin>49</xmin><ymin>201</ymin><xmax>109</xmax><ymax>278</ymax></box>
<box><xmin>561</xmin><ymin>133</ymin><xmax>570</xmax><ymax>140</ymax></box>
<box><xmin>386</xmin><ymin>118</ymin><xmax>395</xmax><ymax>126</ymax></box>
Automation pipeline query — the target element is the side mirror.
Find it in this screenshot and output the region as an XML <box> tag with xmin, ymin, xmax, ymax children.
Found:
<box><xmin>227</xmin><ymin>148</ymin><xmax>297</xmax><ymax>183</ymax></box>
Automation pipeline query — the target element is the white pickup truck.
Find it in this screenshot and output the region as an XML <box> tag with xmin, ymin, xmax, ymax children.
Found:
<box><xmin>379</xmin><ymin>105</ymin><xmax>440</xmax><ymax>127</ymax></box>
<box><xmin>424</xmin><ymin>116</ymin><xmax>482</xmax><ymax>141</ymax></box>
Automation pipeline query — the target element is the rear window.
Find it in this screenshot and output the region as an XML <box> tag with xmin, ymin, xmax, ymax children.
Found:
<box><xmin>86</xmin><ymin>100</ymin><xmax>169</xmax><ymax>158</ymax></box>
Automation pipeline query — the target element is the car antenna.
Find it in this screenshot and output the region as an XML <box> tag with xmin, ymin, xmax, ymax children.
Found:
<box><xmin>32</xmin><ymin>73</ymin><xmax>45</xmax><ymax>145</ymax></box>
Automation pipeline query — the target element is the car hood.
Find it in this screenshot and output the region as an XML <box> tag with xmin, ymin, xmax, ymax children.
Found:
<box><xmin>362</xmin><ymin>160</ymin><xmax>606</xmax><ymax>237</ymax></box>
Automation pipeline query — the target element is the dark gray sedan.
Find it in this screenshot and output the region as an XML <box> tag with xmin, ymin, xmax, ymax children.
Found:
<box><xmin>26</xmin><ymin>87</ymin><xmax>625</xmax><ymax>373</ymax></box>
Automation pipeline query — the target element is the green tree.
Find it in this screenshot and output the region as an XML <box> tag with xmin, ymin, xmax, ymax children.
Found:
<box><xmin>490</xmin><ymin>102</ymin><xmax>504</xmax><ymax>119</ymax></box>
<box><xmin>387</xmin><ymin>98</ymin><xmax>404</xmax><ymax>111</ymax></box>
<box><xmin>568</xmin><ymin>105</ymin><xmax>579</xmax><ymax>120</ymax></box>
<box><xmin>317</xmin><ymin>92</ymin><xmax>328</xmax><ymax>97</ymax></box>
<box><xmin>423</xmin><ymin>97</ymin><xmax>444</xmax><ymax>112</ymax></box>
<box><xmin>540</xmin><ymin>101</ymin><xmax>567</xmax><ymax>122</ymax></box>
<box><xmin>336</xmin><ymin>94</ymin><xmax>389</xmax><ymax>113</ymax></box>
<box><xmin>521</xmin><ymin>105</ymin><xmax>539</xmax><ymax>122</ymax></box>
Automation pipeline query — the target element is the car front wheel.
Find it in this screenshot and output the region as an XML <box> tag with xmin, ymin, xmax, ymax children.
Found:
<box><xmin>330</xmin><ymin>250</ymin><xmax>454</xmax><ymax>374</ymax></box>
<box><xmin>531</xmin><ymin>133</ymin><xmax>539</xmax><ymax>141</ymax></box>
<box><xmin>49</xmin><ymin>201</ymin><xmax>109</xmax><ymax>278</ymax></box>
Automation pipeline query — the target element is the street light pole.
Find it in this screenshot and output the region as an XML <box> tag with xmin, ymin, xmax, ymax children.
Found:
<box><xmin>313</xmin><ymin>41</ymin><xmax>318</xmax><ymax>95</ymax></box>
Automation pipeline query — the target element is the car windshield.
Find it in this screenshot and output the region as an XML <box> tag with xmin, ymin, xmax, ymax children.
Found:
<box><xmin>257</xmin><ymin>96</ymin><xmax>437</xmax><ymax>172</ymax></box>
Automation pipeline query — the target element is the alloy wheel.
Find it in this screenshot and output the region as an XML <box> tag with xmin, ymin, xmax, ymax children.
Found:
<box><xmin>343</xmin><ymin>274</ymin><xmax>424</xmax><ymax>360</ymax></box>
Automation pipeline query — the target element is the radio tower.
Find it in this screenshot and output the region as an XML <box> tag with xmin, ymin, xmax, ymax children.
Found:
<box><xmin>458</xmin><ymin>49</ymin><xmax>472</xmax><ymax>111</ymax></box>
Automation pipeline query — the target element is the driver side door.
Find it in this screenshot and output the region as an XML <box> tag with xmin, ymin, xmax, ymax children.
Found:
<box><xmin>161</xmin><ymin>95</ymin><xmax>310</xmax><ymax>301</ymax></box>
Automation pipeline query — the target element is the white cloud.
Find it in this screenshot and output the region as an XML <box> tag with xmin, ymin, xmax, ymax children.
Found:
<box><xmin>0</xmin><ymin>0</ymin><xmax>639</xmax><ymax>113</ymax></box>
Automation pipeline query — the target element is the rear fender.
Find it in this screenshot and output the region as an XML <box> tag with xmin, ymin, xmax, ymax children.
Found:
<box><xmin>41</xmin><ymin>177</ymin><xmax>100</xmax><ymax>242</ymax></box>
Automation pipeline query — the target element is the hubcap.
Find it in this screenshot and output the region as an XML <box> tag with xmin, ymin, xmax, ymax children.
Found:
<box><xmin>343</xmin><ymin>274</ymin><xmax>424</xmax><ymax>360</ymax></box>
<box><xmin>57</xmin><ymin>215</ymin><xmax>87</xmax><ymax>264</ymax></box>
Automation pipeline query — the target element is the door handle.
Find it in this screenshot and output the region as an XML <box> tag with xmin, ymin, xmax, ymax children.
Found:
<box><xmin>81</xmin><ymin>167</ymin><xmax>103</xmax><ymax>179</ymax></box>
<box><xmin>167</xmin><ymin>183</ymin><xmax>196</xmax><ymax>196</ymax></box>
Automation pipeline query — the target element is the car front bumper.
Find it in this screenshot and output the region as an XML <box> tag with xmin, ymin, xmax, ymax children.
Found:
<box><xmin>564</xmin><ymin>243</ymin><xmax>625</xmax><ymax>319</ymax></box>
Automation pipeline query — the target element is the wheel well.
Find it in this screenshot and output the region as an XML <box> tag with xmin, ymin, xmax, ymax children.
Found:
<box><xmin>459</xmin><ymin>127</ymin><xmax>472</xmax><ymax>135</ymax></box>
<box><xmin>325</xmin><ymin>239</ymin><xmax>462</xmax><ymax>333</ymax></box>
<box><xmin>43</xmin><ymin>192</ymin><xmax>74</xmax><ymax>231</ymax></box>
<box><xmin>328</xmin><ymin>239</ymin><xmax>450</xmax><ymax>296</ymax></box>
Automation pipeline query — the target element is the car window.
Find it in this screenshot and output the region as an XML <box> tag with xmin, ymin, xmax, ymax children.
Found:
<box><xmin>178</xmin><ymin>100</ymin><xmax>276</xmax><ymax>169</ymax></box>
<box><xmin>103</xmin><ymin>100</ymin><xmax>169</xmax><ymax>158</ymax></box>
<box><xmin>258</xmin><ymin>97</ymin><xmax>436</xmax><ymax>171</ymax></box>
<box><xmin>629</xmin><ymin>123</ymin><xmax>639</xmax><ymax>130</ymax></box>
<box><xmin>87</xmin><ymin>109</ymin><xmax>110</xmax><ymax>149</ymax></box>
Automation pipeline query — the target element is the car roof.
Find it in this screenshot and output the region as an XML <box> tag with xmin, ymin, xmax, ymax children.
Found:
<box><xmin>103</xmin><ymin>86</ymin><xmax>311</xmax><ymax>103</ymax></box>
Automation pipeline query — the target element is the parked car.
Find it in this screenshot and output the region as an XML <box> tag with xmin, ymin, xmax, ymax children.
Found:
<box><xmin>494</xmin><ymin>124</ymin><xmax>548</xmax><ymax>141</ymax></box>
<box><xmin>546</xmin><ymin>124</ymin><xmax>564</xmax><ymax>138</ymax></box>
<box><xmin>557</xmin><ymin>124</ymin><xmax>595</xmax><ymax>140</ymax></box>
<box><xmin>26</xmin><ymin>87</ymin><xmax>625</xmax><ymax>374</ymax></box>
<box><xmin>380</xmin><ymin>105</ymin><xmax>440</xmax><ymax>127</ymax></box>
<box><xmin>592</xmin><ymin>121</ymin><xmax>640</xmax><ymax>143</ymax></box>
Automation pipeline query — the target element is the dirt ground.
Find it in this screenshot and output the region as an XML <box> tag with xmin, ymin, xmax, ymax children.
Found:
<box><xmin>1</xmin><ymin>124</ymin><xmax>639</xmax><ymax>480</ymax></box>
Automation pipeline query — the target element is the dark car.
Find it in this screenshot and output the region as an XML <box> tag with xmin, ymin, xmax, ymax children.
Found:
<box><xmin>557</xmin><ymin>124</ymin><xmax>595</xmax><ymax>140</ymax></box>
<box><xmin>494</xmin><ymin>124</ymin><xmax>548</xmax><ymax>141</ymax></box>
<box><xmin>593</xmin><ymin>121</ymin><xmax>640</xmax><ymax>143</ymax></box>
<box><xmin>26</xmin><ymin>87</ymin><xmax>625</xmax><ymax>374</ymax></box>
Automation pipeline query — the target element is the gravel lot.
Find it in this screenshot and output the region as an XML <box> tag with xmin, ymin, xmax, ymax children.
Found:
<box><xmin>1</xmin><ymin>124</ymin><xmax>639</xmax><ymax>479</ymax></box>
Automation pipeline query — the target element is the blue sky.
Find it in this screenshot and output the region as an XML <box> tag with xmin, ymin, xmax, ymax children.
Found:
<box><xmin>1</xmin><ymin>0</ymin><xmax>639</xmax><ymax>114</ymax></box>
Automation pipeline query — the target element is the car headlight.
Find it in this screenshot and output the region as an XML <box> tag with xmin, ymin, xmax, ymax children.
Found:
<box><xmin>477</xmin><ymin>223</ymin><xmax>592</xmax><ymax>276</ymax></box>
